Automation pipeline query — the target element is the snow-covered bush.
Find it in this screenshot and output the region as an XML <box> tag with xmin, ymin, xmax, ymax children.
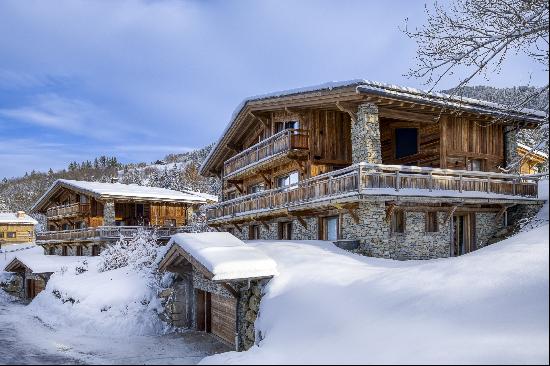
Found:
<box><xmin>98</xmin><ymin>229</ymin><xmax>160</xmax><ymax>274</ymax></box>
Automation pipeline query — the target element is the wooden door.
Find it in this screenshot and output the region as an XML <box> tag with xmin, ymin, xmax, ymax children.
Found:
<box><xmin>211</xmin><ymin>293</ymin><xmax>237</xmax><ymax>346</ymax></box>
<box><xmin>196</xmin><ymin>289</ymin><xmax>211</xmax><ymax>332</ymax></box>
<box><xmin>26</xmin><ymin>279</ymin><xmax>35</xmax><ymax>299</ymax></box>
<box><xmin>452</xmin><ymin>214</ymin><xmax>475</xmax><ymax>256</ymax></box>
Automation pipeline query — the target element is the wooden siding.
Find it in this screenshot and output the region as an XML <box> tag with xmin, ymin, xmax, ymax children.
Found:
<box><xmin>211</xmin><ymin>293</ymin><xmax>237</xmax><ymax>346</ymax></box>
<box><xmin>150</xmin><ymin>202</ymin><xmax>187</xmax><ymax>226</ymax></box>
<box><xmin>0</xmin><ymin>224</ymin><xmax>35</xmax><ymax>244</ymax></box>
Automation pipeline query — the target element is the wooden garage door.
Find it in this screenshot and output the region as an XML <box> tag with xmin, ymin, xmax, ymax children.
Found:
<box><xmin>211</xmin><ymin>293</ymin><xmax>236</xmax><ymax>346</ymax></box>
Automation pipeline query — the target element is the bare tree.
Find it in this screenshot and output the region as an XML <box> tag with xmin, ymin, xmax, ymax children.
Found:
<box><xmin>404</xmin><ymin>0</ymin><xmax>549</xmax><ymax>172</ymax></box>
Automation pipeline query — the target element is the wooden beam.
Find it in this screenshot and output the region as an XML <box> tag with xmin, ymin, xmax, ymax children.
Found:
<box><xmin>444</xmin><ymin>205</ymin><xmax>459</xmax><ymax>224</ymax></box>
<box><xmin>259</xmin><ymin>171</ymin><xmax>271</xmax><ymax>186</ymax></box>
<box><xmin>440</xmin><ymin>114</ymin><xmax>448</xmax><ymax>169</ymax></box>
<box><xmin>336</xmin><ymin>101</ymin><xmax>357</xmax><ymax>123</ymax></box>
<box><xmin>258</xmin><ymin>220</ymin><xmax>270</xmax><ymax>230</ymax></box>
<box><xmin>221</xmin><ymin>283</ymin><xmax>239</xmax><ymax>298</ymax></box>
<box><xmin>295</xmin><ymin>216</ymin><xmax>307</xmax><ymax>228</ymax></box>
<box><xmin>233</xmin><ymin>223</ymin><xmax>242</xmax><ymax>233</ymax></box>
<box><xmin>378</xmin><ymin>107</ymin><xmax>439</xmax><ymax>124</ymax></box>
<box><xmin>385</xmin><ymin>203</ymin><xmax>396</xmax><ymax>223</ymax></box>
<box><xmin>347</xmin><ymin>207</ymin><xmax>360</xmax><ymax>224</ymax></box>
<box><xmin>294</xmin><ymin>160</ymin><xmax>307</xmax><ymax>174</ymax></box>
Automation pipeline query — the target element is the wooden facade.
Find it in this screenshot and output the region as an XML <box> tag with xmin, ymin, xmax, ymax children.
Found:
<box><xmin>200</xmin><ymin>81</ymin><xmax>544</xmax><ymax>257</ymax></box>
<box><xmin>31</xmin><ymin>180</ymin><xmax>208</xmax><ymax>252</ymax></box>
<box><xmin>0</xmin><ymin>212</ymin><xmax>36</xmax><ymax>246</ymax></box>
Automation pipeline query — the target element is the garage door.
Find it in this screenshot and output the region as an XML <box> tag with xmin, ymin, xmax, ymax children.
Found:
<box><xmin>211</xmin><ymin>293</ymin><xmax>237</xmax><ymax>346</ymax></box>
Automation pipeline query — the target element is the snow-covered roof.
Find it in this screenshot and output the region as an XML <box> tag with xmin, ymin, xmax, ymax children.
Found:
<box><xmin>200</xmin><ymin>79</ymin><xmax>547</xmax><ymax>175</ymax></box>
<box><xmin>31</xmin><ymin>179</ymin><xmax>210</xmax><ymax>212</ymax></box>
<box><xmin>163</xmin><ymin>232</ymin><xmax>278</xmax><ymax>281</ymax></box>
<box><xmin>4</xmin><ymin>251</ymin><xmax>83</xmax><ymax>274</ymax></box>
<box><xmin>181</xmin><ymin>190</ymin><xmax>218</xmax><ymax>203</ymax></box>
<box><xmin>0</xmin><ymin>212</ymin><xmax>38</xmax><ymax>225</ymax></box>
<box><xmin>517</xmin><ymin>143</ymin><xmax>548</xmax><ymax>159</ymax></box>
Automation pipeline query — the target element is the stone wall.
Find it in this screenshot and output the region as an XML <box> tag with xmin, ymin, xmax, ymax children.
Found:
<box><xmin>352</xmin><ymin>103</ymin><xmax>382</xmax><ymax>164</ymax></box>
<box><xmin>103</xmin><ymin>200</ymin><xmax>116</xmax><ymax>226</ymax></box>
<box><xmin>475</xmin><ymin>212</ymin><xmax>505</xmax><ymax>249</ymax></box>
<box><xmin>236</xmin><ymin>280</ymin><xmax>267</xmax><ymax>351</ymax></box>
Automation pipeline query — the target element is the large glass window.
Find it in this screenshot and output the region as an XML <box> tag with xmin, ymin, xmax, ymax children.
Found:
<box><xmin>276</xmin><ymin>171</ymin><xmax>299</xmax><ymax>188</ymax></box>
<box><xmin>322</xmin><ymin>216</ymin><xmax>339</xmax><ymax>241</ymax></box>
<box><xmin>395</xmin><ymin>128</ymin><xmax>418</xmax><ymax>159</ymax></box>
<box><xmin>248</xmin><ymin>183</ymin><xmax>264</xmax><ymax>194</ymax></box>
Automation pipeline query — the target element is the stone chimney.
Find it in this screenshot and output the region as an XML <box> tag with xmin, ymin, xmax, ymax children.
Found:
<box><xmin>16</xmin><ymin>211</ymin><xmax>26</xmax><ymax>218</ymax></box>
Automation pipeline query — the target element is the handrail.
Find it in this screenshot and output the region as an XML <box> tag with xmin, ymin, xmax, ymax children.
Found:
<box><xmin>223</xmin><ymin>128</ymin><xmax>309</xmax><ymax>177</ymax></box>
<box><xmin>36</xmin><ymin>225</ymin><xmax>194</xmax><ymax>242</ymax></box>
<box><xmin>46</xmin><ymin>202</ymin><xmax>90</xmax><ymax>218</ymax></box>
<box><xmin>207</xmin><ymin>163</ymin><xmax>540</xmax><ymax>220</ymax></box>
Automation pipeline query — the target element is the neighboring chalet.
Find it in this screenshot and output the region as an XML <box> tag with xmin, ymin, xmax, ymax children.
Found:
<box><xmin>517</xmin><ymin>143</ymin><xmax>548</xmax><ymax>174</ymax></box>
<box><xmin>200</xmin><ymin>80</ymin><xmax>546</xmax><ymax>260</ymax></box>
<box><xmin>30</xmin><ymin>179</ymin><xmax>214</xmax><ymax>256</ymax></box>
<box><xmin>0</xmin><ymin>211</ymin><xmax>38</xmax><ymax>247</ymax></box>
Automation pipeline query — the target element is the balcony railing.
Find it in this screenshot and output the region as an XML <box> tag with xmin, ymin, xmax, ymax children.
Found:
<box><xmin>36</xmin><ymin>225</ymin><xmax>192</xmax><ymax>243</ymax></box>
<box><xmin>223</xmin><ymin>128</ymin><xmax>309</xmax><ymax>178</ymax></box>
<box><xmin>207</xmin><ymin>163</ymin><xmax>541</xmax><ymax>222</ymax></box>
<box><xmin>46</xmin><ymin>202</ymin><xmax>91</xmax><ymax>219</ymax></box>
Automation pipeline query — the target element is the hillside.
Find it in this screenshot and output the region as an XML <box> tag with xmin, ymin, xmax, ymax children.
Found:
<box><xmin>0</xmin><ymin>145</ymin><xmax>220</xmax><ymax>215</ymax></box>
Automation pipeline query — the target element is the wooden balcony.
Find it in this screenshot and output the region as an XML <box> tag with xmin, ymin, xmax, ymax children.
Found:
<box><xmin>46</xmin><ymin>203</ymin><xmax>91</xmax><ymax>219</ymax></box>
<box><xmin>223</xmin><ymin>128</ymin><xmax>309</xmax><ymax>179</ymax></box>
<box><xmin>207</xmin><ymin>163</ymin><xmax>541</xmax><ymax>223</ymax></box>
<box><xmin>36</xmin><ymin>225</ymin><xmax>191</xmax><ymax>244</ymax></box>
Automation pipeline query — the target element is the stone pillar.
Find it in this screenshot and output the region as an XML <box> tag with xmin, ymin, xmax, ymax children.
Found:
<box><xmin>352</xmin><ymin>103</ymin><xmax>382</xmax><ymax>164</ymax></box>
<box><xmin>103</xmin><ymin>200</ymin><xmax>116</xmax><ymax>226</ymax></box>
<box><xmin>504</xmin><ymin>126</ymin><xmax>519</xmax><ymax>170</ymax></box>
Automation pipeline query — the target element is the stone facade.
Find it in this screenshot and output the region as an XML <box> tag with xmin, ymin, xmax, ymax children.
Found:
<box><xmin>223</xmin><ymin>201</ymin><xmax>538</xmax><ymax>261</ymax></box>
<box><xmin>103</xmin><ymin>200</ymin><xmax>116</xmax><ymax>226</ymax></box>
<box><xmin>352</xmin><ymin>103</ymin><xmax>382</xmax><ymax>164</ymax></box>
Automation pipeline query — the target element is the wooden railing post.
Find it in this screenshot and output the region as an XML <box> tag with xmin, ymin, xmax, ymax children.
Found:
<box><xmin>395</xmin><ymin>170</ymin><xmax>400</xmax><ymax>191</ymax></box>
<box><xmin>429</xmin><ymin>172</ymin><xmax>433</xmax><ymax>192</ymax></box>
<box><xmin>459</xmin><ymin>174</ymin><xmax>463</xmax><ymax>193</ymax></box>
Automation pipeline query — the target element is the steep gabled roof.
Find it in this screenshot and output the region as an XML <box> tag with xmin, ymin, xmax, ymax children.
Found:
<box><xmin>200</xmin><ymin>79</ymin><xmax>547</xmax><ymax>176</ymax></box>
<box><xmin>4</xmin><ymin>252</ymin><xmax>83</xmax><ymax>274</ymax></box>
<box><xmin>31</xmin><ymin>179</ymin><xmax>210</xmax><ymax>213</ymax></box>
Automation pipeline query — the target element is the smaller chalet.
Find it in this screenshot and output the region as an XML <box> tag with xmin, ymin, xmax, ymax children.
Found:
<box><xmin>159</xmin><ymin>232</ymin><xmax>278</xmax><ymax>351</ymax></box>
<box><xmin>3</xmin><ymin>252</ymin><xmax>81</xmax><ymax>300</ymax></box>
<box><xmin>517</xmin><ymin>143</ymin><xmax>548</xmax><ymax>174</ymax></box>
<box><xmin>0</xmin><ymin>211</ymin><xmax>38</xmax><ymax>247</ymax></box>
<box><xmin>31</xmin><ymin>179</ymin><xmax>213</xmax><ymax>256</ymax></box>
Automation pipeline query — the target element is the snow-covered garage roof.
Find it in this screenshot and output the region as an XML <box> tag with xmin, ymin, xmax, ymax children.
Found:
<box><xmin>160</xmin><ymin>232</ymin><xmax>278</xmax><ymax>281</ymax></box>
<box><xmin>0</xmin><ymin>212</ymin><xmax>38</xmax><ymax>225</ymax></box>
<box><xmin>31</xmin><ymin>179</ymin><xmax>212</xmax><ymax>213</ymax></box>
<box><xmin>4</xmin><ymin>251</ymin><xmax>84</xmax><ymax>274</ymax></box>
<box><xmin>200</xmin><ymin>79</ymin><xmax>547</xmax><ymax>176</ymax></box>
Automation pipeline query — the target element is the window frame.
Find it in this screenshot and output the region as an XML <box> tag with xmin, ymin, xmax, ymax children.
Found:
<box><xmin>278</xmin><ymin>221</ymin><xmax>292</xmax><ymax>240</ymax></box>
<box><xmin>425</xmin><ymin>211</ymin><xmax>439</xmax><ymax>233</ymax></box>
<box><xmin>320</xmin><ymin>215</ymin><xmax>340</xmax><ymax>241</ymax></box>
<box><xmin>391</xmin><ymin>210</ymin><xmax>405</xmax><ymax>234</ymax></box>
<box><xmin>249</xmin><ymin>224</ymin><xmax>260</xmax><ymax>240</ymax></box>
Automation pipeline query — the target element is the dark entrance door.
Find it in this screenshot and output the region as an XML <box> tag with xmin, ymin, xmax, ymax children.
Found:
<box><xmin>453</xmin><ymin>214</ymin><xmax>474</xmax><ymax>256</ymax></box>
<box><xmin>196</xmin><ymin>289</ymin><xmax>211</xmax><ymax>332</ymax></box>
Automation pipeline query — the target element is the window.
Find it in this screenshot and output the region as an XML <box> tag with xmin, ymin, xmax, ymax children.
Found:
<box><xmin>48</xmin><ymin>247</ymin><xmax>55</xmax><ymax>255</ymax></box>
<box><xmin>275</xmin><ymin>120</ymin><xmax>299</xmax><ymax>133</ymax></box>
<box><xmin>7</xmin><ymin>232</ymin><xmax>16</xmax><ymax>238</ymax></box>
<box><xmin>391</xmin><ymin>211</ymin><xmax>405</xmax><ymax>233</ymax></box>
<box><xmin>278</xmin><ymin>222</ymin><xmax>292</xmax><ymax>240</ymax></box>
<box><xmin>321</xmin><ymin>216</ymin><xmax>339</xmax><ymax>241</ymax></box>
<box><xmin>226</xmin><ymin>191</ymin><xmax>238</xmax><ymax>200</ymax></box>
<box><xmin>0</xmin><ymin>232</ymin><xmax>4</xmax><ymax>238</ymax></box>
<box><xmin>248</xmin><ymin>183</ymin><xmax>264</xmax><ymax>194</ymax></box>
<box><xmin>249</xmin><ymin>224</ymin><xmax>260</xmax><ymax>240</ymax></box>
<box><xmin>468</xmin><ymin>159</ymin><xmax>483</xmax><ymax>171</ymax></box>
<box><xmin>61</xmin><ymin>223</ymin><xmax>71</xmax><ymax>231</ymax></box>
<box><xmin>425</xmin><ymin>212</ymin><xmax>439</xmax><ymax>233</ymax></box>
<box><xmin>76</xmin><ymin>246</ymin><xmax>83</xmax><ymax>256</ymax></box>
<box><xmin>276</xmin><ymin>171</ymin><xmax>299</xmax><ymax>189</ymax></box>
<box><xmin>395</xmin><ymin>128</ymin><xmax>418</xmax><ymax>159</ymax></box>
<box><xmin>164</xmin><ymin>219</ymin><xmax>176</xmax><ymax>227</ymax></box>
<box><xmin>136</xmin><ymin>203</ymin><xmax>145</xmax><ymax>217</ymax></box>
<box><xmin>61</xmin><ymin>246</ymin><xmax>68</xmax><ymax>256</ymax></box>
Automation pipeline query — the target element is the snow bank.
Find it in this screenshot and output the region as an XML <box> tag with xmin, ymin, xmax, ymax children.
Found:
<box><xmin>168</xmin><ymin>232</ymin><xmax>278</xmax><ymax>281</ymax></box>
<box><xmin>27</xmin><ymin>258</ymin><xmax>168</xmax><ymax>336</ymax></box>
<box><xmin>203</xmin><ymin>221</ymin><xmax>549</xmax><ymax>363</ymax></box>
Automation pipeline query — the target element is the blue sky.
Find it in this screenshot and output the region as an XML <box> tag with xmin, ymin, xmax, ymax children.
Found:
<box><xmin>0</xmin><ymin>0</ymin><xmax>546</xmax><ymax>179</ymax></box>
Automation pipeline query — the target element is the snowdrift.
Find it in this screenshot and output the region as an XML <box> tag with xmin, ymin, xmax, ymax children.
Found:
<box><xmin>203</xmin><ymin>207</ymin><xmax>549</xmax><ymax>364</ymax></box>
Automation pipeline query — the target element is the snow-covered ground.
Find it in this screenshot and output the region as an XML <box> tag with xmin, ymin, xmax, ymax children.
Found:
<box><xmin>204</xmin><ymin>186</ymin><xmax>549</xmax><ymax>364</ymax></box>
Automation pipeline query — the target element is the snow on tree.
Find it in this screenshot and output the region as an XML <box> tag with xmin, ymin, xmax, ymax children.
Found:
<box><xmin>405</xmin><ymin>0</ymin><xmax>549</xmax><ymax>172</ymax></box>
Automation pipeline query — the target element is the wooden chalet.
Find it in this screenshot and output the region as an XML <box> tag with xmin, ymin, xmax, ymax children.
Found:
<box><xmin>30</xmin><ymin>179</ymin><xmax>212</xmax><ymax>256</ymax></box>
<box><xmin>517</xmin><ymin>143</ymin><xmax>548</xmax><ymax>174</ymax></box>
<box><xmin>0</xmin><ymin>211</ymin><xmax>38</xmax><ymax>247</ymax></box>
<box><xmin>200</xmin><ymin>80</ymin><xmax>546</xmax><ymax>260</ymax></box>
